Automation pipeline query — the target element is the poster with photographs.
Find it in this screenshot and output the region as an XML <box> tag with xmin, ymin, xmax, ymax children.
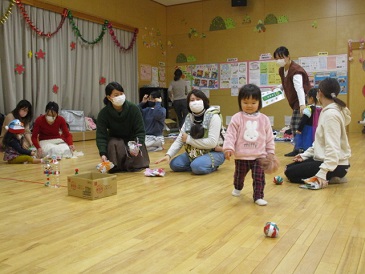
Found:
<box><xmin>299</xmin><ymin>54</ymin><xmax>348</xmax><ymax>94</ymax></box>
<box><xmin>191</xmin><ymin>64</ymin><xmax>219</xmax><ymax>89</ymax></box>
<box><xmin>219</xmin><ymin>62</ymin><xmax>248</xmax><ymax>90</ymax></box>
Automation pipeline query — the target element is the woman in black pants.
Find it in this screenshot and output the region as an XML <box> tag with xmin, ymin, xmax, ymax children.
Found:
<box><xmin>284</xmin><ymin>78</ymin><xmax>351</xmax><ymax>189</ymax></box>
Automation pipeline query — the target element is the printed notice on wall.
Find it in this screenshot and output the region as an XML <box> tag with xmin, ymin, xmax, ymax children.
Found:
<box><xmin>299</xmin><ymin>54</ymin><xmax>348</xmax><ymax>94</ymax></box>
<box><xmin>248</xmin><ymin>60</ymin><xmax>282</xmax><ymax>88</ymax></box>
<box><xmin>219</xmin><ymin>62</ymin><xmax>248</xmax><ymax>90</ymax></box>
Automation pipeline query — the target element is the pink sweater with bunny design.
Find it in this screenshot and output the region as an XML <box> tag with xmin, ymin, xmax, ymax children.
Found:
<box><xmin>223</xmin><ymin>111</ymin><xmax>275</xmax><ymax>160</ymax></box>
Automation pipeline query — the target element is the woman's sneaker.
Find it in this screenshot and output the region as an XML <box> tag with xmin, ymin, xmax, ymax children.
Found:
<box><xmin>329</xmin><ymin>177</ymin><xmax>348</xmax><ymax>184</ymax></box>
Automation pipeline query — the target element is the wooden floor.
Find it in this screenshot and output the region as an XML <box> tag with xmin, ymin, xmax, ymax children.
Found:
<box><xmin>0</xmin><ymin>133</ymin><xmax>364</xmax><ymax>273</ymax></box>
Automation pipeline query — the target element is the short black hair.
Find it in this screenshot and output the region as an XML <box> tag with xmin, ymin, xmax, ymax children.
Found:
<box><xmin>238</xmin><ymin>84</ymin><xmax>262</xmax><ymax>111</ymax></box>
<box><xmin>150</xmin><ymin>90</ymin><xmax>161</xmax><ymax>99</ymax></box>
<box><xmin>104</xmin><ymin>82</ymin><xmax>124</xmax><ymax>105</ymax></box>
<box><xmin>273</xmin><ymin>46</ymin><xmax>289</xmax><ymax>59</ymax></box>
<box><xmin>45</xmin><ymin>101</ymin><xmax>59</xmax><ymax>113</ymax></box>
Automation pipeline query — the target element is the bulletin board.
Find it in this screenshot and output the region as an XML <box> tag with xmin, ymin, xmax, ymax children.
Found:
<box><xmin>299</xmin><ymin>54</ymin><xmax>348</xmax><ymax>94</ymax></box>
<box><xmin>247</xmin><ymin>60</ymin><xmax>282</xmax><ymax>89</ymax></box>
<box><xmin>191</xmin><ymin>63</ymin><xmax>219</xmax><ymax>89</ymax></box>
<box><xmin>219</xmin><ymin>62</ymin><xmax>248</xmax><ymax>96</ymax></box>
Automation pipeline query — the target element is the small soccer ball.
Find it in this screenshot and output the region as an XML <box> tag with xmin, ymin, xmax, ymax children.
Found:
<box><xmin>273</xmin><ymin>175</ymin><xmax>283</xmax><ymax>185</ymax></box>
<box><xmin>264</xmin><ymin>222</ymin><xmax>279</xmax><ymax>238</ymax></box>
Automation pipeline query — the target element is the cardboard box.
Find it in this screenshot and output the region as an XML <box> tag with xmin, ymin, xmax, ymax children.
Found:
<box><xmin>67</xmin><ymin>172</ymin><xmax>117</xmax><ymax>200</ymax></box>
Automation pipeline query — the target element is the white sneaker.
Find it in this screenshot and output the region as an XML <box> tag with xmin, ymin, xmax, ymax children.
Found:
<box><xmin>255</xmin><ymin>199</ymin><xmax>268</xmax><ymax>206</ymax></box>
<box><xmin>231</xmin><ymin>189</ymin><xmax>241</xmax><ymax>197</ymax></box>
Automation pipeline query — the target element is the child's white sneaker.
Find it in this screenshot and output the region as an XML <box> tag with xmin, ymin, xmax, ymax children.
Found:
<box><xmin>231</xmin><ymin>189</ymin><xmax>241</xmax><ymax>197</ymax></box>
<box><xmin>255</xmin><ymin>199</ymin><xmax>268</xmax><ymax>206</ymax></box>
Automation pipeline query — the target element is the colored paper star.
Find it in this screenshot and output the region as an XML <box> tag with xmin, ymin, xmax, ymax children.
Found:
<box><xmin>99</xmin><ymin>77</ymin><xmax>106</xmax><ymax>85</ymax></box>
<box><xmin>70</xmin><ymin>42</ymin><xmax>76</xmax><ymax>50</ymax></box>
<box><xmin>52</xmin><ymin>85</ymin><xmax>59</xmax><ymax>94</ymax></box>
<box><xmin>14</xmin><ymin>64</ymin><xmax>25</xmax><ymax>75</ymax></box>
<box><xmin>27</xmin><ymin>50</ymin><xmax>33</xmax><ymax>58</ymax></box>
<box><xmin>35</xmin><ymin>49</ymin><xmax>46</xmax><ymax>59</ymax></box>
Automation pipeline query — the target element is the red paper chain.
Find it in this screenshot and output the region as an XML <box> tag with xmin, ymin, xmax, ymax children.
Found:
<box><xmin>107</xmin><ymin>22</ymin><xmax>138</xmax><ymax>52</ymax></box>
<box><xmin>15</xmin><ymin>0</ymin><xmax>68</xmax><ymax>37</ymax></box>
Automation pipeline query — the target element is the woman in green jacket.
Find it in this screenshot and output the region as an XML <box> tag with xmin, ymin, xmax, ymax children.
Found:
<box><xmin>96</xmin><ymin>82</ymin><xmax>150</xmax><ymax>173</ymax></box>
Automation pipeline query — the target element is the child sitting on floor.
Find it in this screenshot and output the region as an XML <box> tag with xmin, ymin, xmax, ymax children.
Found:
<box><xmin>2</xmin><ymin>119</ymin><xmax>43</xmax><ymax>164</ymax></box>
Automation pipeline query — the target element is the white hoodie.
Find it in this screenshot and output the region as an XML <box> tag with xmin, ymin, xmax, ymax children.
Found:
<box><xmin>300</xmin><ymin>102</ymin><xmax>351</xmax><ymax>180</ymax></box>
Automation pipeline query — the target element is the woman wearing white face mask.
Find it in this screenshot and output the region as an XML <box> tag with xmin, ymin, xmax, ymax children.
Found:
<box><xmin>273</xmin><ymin>46</ymin><xmax>312</xmax><ymax>157</ymax></box>
<box><xmin>31</xmin><ymin>101</ymin><xmax>75</xmax><ymax>158</ymax></box>
<box><xmin>155</xmin><ymin>89</ymin><xmax>225</xmax><ymax>175</ymax></box>
<box><xmin>96</xmin><ymin>82</ymin><xmax>150</xmax><ymax>173</ymax></box>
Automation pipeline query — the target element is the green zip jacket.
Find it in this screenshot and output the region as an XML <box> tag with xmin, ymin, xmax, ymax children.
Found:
<box><xmin>96</xmin><ymin>101</ymin><xmax>146</xmax><ymax>157</ymax></box>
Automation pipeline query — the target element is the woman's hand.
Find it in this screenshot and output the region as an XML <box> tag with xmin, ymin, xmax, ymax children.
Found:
<box><xmin>293</xmin><ymin>154</ymin><xmax>303</xmax><ymax>162</ymax></box>
<box><xmin>181</xmin><ymin>132</ymin><xmax>188</xmax><ymax>143</ymax></box>
<box><xmin>300</xmin><ymin>105</ymin><xmax>306</xmax><ymax>114</ymax></box>
<box><xmin>155</xmin><ymin>155</ymin><xmax>170</xmax><ymax>164</ymax></box>
<box><xmin>101</xmin><ymin>155</ymin><xmax>108</xmax><ymax>162</ymax></box>
<box><xmin>214</xmin><ymin>146</ymin><xmax>223</xmax><ymax>152</ymax></box>
<box><xmin>155</xmin><ymin>97</ymin><xmax>162</xmax><ymax>102</ymax></box>
<box><xmin>37</xmin><ymin>148</ymin><xmax>43</xmax><ymax>158</ymax></box>
<box><xmin>69</xmin><ymin>145</ymin><xmax>75</xmax><ymax>151</ymax></box>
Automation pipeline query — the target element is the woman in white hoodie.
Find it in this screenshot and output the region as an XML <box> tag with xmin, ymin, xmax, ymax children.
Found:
<box><xmin>284</xmin><ymin>78</ymin><xmax>351</xmax><ymax>189</ymax></box>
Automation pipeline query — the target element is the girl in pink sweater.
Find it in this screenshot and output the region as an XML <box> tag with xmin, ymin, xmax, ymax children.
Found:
<box><xmin>223</xmin><ymin>84</ymin><xmax>276</xmax><ymax>206</ymax></box>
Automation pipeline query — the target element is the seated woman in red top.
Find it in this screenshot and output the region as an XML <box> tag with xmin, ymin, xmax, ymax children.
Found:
<box><xmin>31</xmin><ymin>101</ymin><xmax>75</xmax><ymax>159</ymax></box>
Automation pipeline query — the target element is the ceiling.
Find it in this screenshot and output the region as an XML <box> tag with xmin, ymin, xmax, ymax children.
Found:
<box><xmin>152</xmin><ymin>0</ymin><xmax>202</xmax><ymax>6</ymax></box>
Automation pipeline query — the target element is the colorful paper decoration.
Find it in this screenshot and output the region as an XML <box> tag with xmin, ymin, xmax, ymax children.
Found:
<box><xmin>176</xmin><ymin>53</ymin><xmax>188</xmax><ymax>63</ymax></box>
<box><xmin>264</xmin><ymin>14</ymin><xmax>278</xmax><ymax>24</ymax></box>
<box><xmin>242</xmin><ymin>14</ymin><xmax>251</xmax><ymax>24</ymax></box>
<box><xmin>0</xmin><ymin>0</ymin><xmax>15</xmax><ymax>25</ymax></box>
<box><xmin>99</xmin><ymin>77</ymin><xmax>106</xmax><ymax>85</ymax></box>
<box><xmin>68</xmin><ymin>11</ymin><xmax>107</xmax><ymax>44</ymax></box>
<box><xmin>107</xmin><ymin>23</ymin><xmax>138</xmax><ymax>52</ymax></box>
<box><xmin>27</xmin><ymin>50</ymin><xmax>33</xmax><ymax>58</ymax></box>
<box><xmin>35</xmin><ymin>49</ymin><xmax>46</xmax><ymax>59</ymax></box>
<box><xmin>210</xmin><ymin>16</ymin><xmax>226</xmax><ymax>31</ymax></box>
<box><xmin>70</xmin><ymin>42</ymin><xmax>76</xmax><ymax>50</ymax></box>
<box><xmin>52</xmin><ymin>85</ymin><xmax>59</xmax><ymax>94</ymax></box>
<box><xmin>255</xmin><ymin>20</ymin><xmax>266</xmax><ymax>32</ymax></box>
<box><xmin>16</xmin><ymin>1</ymin><xmax>67</xmax><ymax>37</ymax></box>
<box><xmin>14</xmin><ymin>64</ymin><xmax>25</xmax><ymax>75</ymax></box>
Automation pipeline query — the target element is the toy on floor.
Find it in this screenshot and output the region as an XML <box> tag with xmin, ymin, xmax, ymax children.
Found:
<box><xmin>43</xmin><ymin>156</ymin><xmax>60</xmax><ymax>188</ymax></box>
<box><xmin>264</xmin><ymin>222</ymin><xmax>279</xmax><ymax>238</ymax></box>
<box><xmin>96</xmin><ymin>161</ymin><xmax>115</xmax><ymax>173</ymax></box>
<box><xmin>144</xmin><ymin>168</ymin><xmax>166</xmax><ymax>177</ymax></box>
<box><xmin>273</xmin><ymin>175</ymin><xmax>284</xmax><ymax>185</ymax></box>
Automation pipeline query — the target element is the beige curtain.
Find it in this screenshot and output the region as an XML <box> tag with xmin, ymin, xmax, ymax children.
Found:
<box><xmin>0</xmin><ymin>2</ymin><xmax>138</xmax><ymax>119</ymax></box>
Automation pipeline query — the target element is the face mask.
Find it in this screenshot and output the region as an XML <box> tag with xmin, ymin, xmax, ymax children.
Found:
<box><xmin>46</xmin><ymin>116</ymin><xmax>55</xmax><ymax>123</ymax></box>
<box><xmin>112</xmin><ymin>94</ymin><xmax>126</xmax><ymax>106</ymax></box>
<box><xmin>276</xmin><ymin>59</ymin><xmax>286</xmax><ymax>67</ymax></box>
<box><xmin>189</xmin><ymin>100</ymin><xmax>205</xmax><ymax>113</ymax></box>
<box><xmin>147</xmin><ymin>101</ymin><xmax>155</xmax><ymax>108</ymax></box>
